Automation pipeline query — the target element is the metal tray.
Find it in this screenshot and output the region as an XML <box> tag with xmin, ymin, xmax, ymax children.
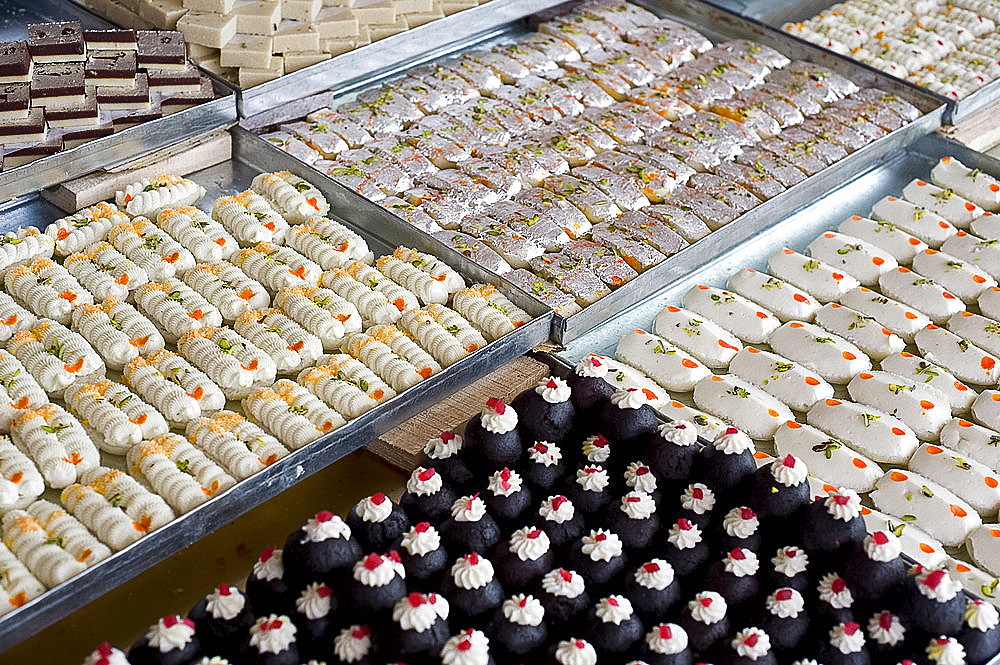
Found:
<box><xmin>755</xmin><ymin>0</ymin><xmax>1000</xmax><ymax>124</ymax></box>
<box><xmin>0</xmin><ymin>0</ymin><xmax>238</xmax><ymax>203</ymax></box>
<box><xmin>0</xmin><ymin>126</ymin><xmax>552</xmax><ymax>652</ymax></box>
<box><xmin>224</xmin><ymin>0</ymin><xmax>569</xmax><ymax>120</ymax></box>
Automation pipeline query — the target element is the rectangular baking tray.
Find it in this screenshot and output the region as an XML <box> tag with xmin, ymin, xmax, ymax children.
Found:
<box><xmin>0</xmin><ymin>0</ymin><xmax>238</xmax><ymax>203</ymax></box>
<box><xmin>0</xmin><ymin>126</ymin><xmax>552</xmax><ymax>652</ymax></box>
<box><xmin>755</xmin><ymin>0</ymin><xmax>1000</xmax><ymax>124</ymax></box>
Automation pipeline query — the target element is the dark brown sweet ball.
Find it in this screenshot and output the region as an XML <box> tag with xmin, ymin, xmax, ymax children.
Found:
<box><xmin>699</xmin><ymin>427</ymin><xmax>757</xmax><ymax>501</ymax></box>
<box><xmin>863</xmin><ymin>610</ymin><xmax>909</xmax><ymax>663</ymax></box>
<box><xmin>765</xmin><ymin>546</ymin><xmax>810</xmax><ymax>593</ymax></box>
<box><xmin>492</xmin><ymin>526</ymin><xmax>554</xmax><ymax>590</ymax></box>
<box><xmin>899</xmin><ymin>567</ymin><xmax>966</xmax><ymax>637</ymax></box>
<box><xmin>567</xmin><ymin>529</ymin><xmax>628</xmax><ymax>596</ymax></box>
<box><xmin>537</xmin><ymin>495</ymin><xmax>586</xmax><ymax>551</ymax></box>
<box><xmin>661</xmin><ymin>518</ymin><xmax>711</xmax><ymax>581</ymax></box>
<box><xmin>483</xmin><ymin>467</ymin><xmax>534</xmax><ymax>528</ymax></box>
<box><xmin>128</xmin><ymin>615</ymin><xmax>201</xmax><ymax>665</ymax></box>
<box><xmin>292</xmin><ymin>582</ymin><xmax>338</xmax><ymax>662</ymax></box>
<box><xmin>522</xmin><ymin>440</ymin><xmax>569</xmax><ymax>493</ymax></box>
<box><xmin>566</xmin><ymin>464</ymin><xmax>614</xmax><ymax>516</ymax></box>
<box><xmin>717</xmin><ymin>506</ymin><xmax>762</xmax><ymax>555</ymax></box>
<box><xmin>345</xmin><ymin>494</ymin><xmax>410</xmax><ymax>554</ymax></box>
<box><xmin>760</xmin><ymin>587</ymin><xmax>809</xmax><ymax>652</ymax></box>
<box><xmin>604</xmin><ymin>490</ymin><xmax>661</xmax><ymax>551</ymax></box>
<box><xmin>441</xmin><ymin>553</ymin><xmax>505</xmax><ymax>626</ymax></box>
<box><xmin>813</xmin><ymin>621</ymin><xmax>871</xmax><ymax>665</ymax></box>
<box><xmin>398</xmin><ymin>522</ymin><xmax>449</xmax><ymax>589</ymax></box>
<box><xmin>389</xmin><ymin>592</ymin><xmax>451</xmax><ymax>661</ymax></box>
<box><xmin>584</xmin><ymin>595</ymin><xmax>645</xmax><ymax>656</ymax></box>
<box><xmin>439</xmin><ymin>629</ymin><xmax>496</xmax><ymax>665</ymax></box>
<box><xmin>636</xmin><ymin>623</ymin><xmax>694</xmax><ymax>665</ymax></box>
<box><xmin>677</xmin><ymin>591</ymin><xmax>731</xmax><ymax>654</ymax></box>
<box><xmin>399</xmin><ymin>466</ymin><xmax>457</xmax><ymax>524</ymax></box>
<box><xmin>464</xmin><ymin>398</ymin><xmax>524</xmax><ymax>469</ymax></box>
<box><xmin>423</xmin><ymin>431</ymin><xmax>477</xmax><ymax>492</ymax></box>
<box><xmin>511</xmin><ymin>376</ymin><xmax>576</xmax><ymax>445</ymax></box>
<box><xmin>534</xmin><ymin>568</ymin><xmax>591</xmax><ymax>629</ymax></box>
<box><xmin>487</xmin><ymin>593</ymin><xmax>548</xmax><ymax>658</ymax></box>
<box><xmin>188</xmin><ymin>584</ymin><xmax>255</xmax><ymax>660</ymax></box>
<box><xmin>624</xmin><ymin>559</ymin><xmax>681</xmax><ymax>624</ymax></box>
<box><xmin>703</xmin><ymin>548</ymin><xmax>761</xmax><ymax>609</ymax></box>
<box><xmin>600</xmin><ymin>387</ymin><xmax>661</xmax><ymax>448</ymax></box>
<box><xmin>813</xmin><ymin>572</ymin><xmax>856</xmax><ymax>625</ymax></box>
<box><xmin>349</xmin><ymin>552</ymin><xmax>407</xmax><ymax>619</ymax></box>
<box><xmin>283</xmin><ymin>511</ymin><xmax>363</xmax><ymax>590</ymax></box>
<box><xmin>798</xmin><ymin>488</ymin><xmax>867</xmax><ymax>558</ymax></box>
<box><xmin>329</xmin><ymin>624</ymin><xmax>376</xmax><ymax>665</ymax></box>
<box><xmin>958</xmin><ymin>599</ymin><xmax>1000</xmax><ymax>665</ymax></box>
<box><xmin>749</xmin><ymin>454</ymin><xmax>810</xmax><ymax>522</ymax></box>
<box><xmin>565</xmin><ymin>355</ymin><xmax>616</xmax><ymax>418</ymax></box>
<box><xmin>641</xmin><ymin>420</ymin><xmax>700</xmax><ymax>489</ymax></box>
<box><xmin>244</xmin><ymin>614</ymin><xmax>301</xmax><ymax>665</ymax></box>
<box><xmin>245</xmin><ymin>547</ymin><xmax>295</xmax><ymax>616</ymax></box>
<box><xmin>842</xmin><ymin>530</ymin><xmax>908</xmax><ymax>604</ymax></box>
<box><xmin>439</xmin><ymin>495</ymin><xmax>502</xmax><ymax>555</ymax></box>
<box><xmin>717</xmin><ymin>627</ymin><xmax>778</xmax><ymax>665</ymax></box>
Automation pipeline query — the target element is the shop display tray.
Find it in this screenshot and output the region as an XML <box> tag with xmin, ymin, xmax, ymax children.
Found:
<box><xmin>756</xmin><ymin>0</ymin><xmax>1000</xmax><ymax>124</ymax></box>
<box><xmin>0</xmin><ymin>126</ymin><xmax>552</xmax><ymax>652</ymax></box>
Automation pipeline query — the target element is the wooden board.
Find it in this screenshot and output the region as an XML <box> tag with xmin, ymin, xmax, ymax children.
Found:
<box><xmin>940</xmin><ymin>105</ymin><xmax>1000</xmax><ymax>153</ymax></box>
<box><xmin>366</xmin><ymin>355</ymin><xmax>551</xmax><ymax>471</ymax></box>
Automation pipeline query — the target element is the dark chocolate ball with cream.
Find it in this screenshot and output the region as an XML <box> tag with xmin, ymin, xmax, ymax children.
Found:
<box><xmin>511</xmin><ymin>376</ymin><xmax>576</xmax><ymax>444</ymax></box>
<box><xmin>464</xmin><ymin>397</ymin><xmax>524</xmax><ymax>469</ymax></box>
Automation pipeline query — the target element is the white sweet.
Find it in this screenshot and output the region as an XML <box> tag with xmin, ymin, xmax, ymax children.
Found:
<box><xmin>652</xmin><ymin>304</ymin><xmax>742</xmax><ymax>370</ymax></box>
<box><xmin>967</xmin><ymin>525</ymin><xmax>1000</xmax><ymax>577</ymax></box>
<box><xmin>691</xmin><ymin>373</ymin><xmax>793</xmax><ymax>440</ymax></box>
<box><xmin>687</xmin><ymin>591</ymin><xmax>726</xmax><ymax>625</ymax></box>
<box><xmin>941</xmin><ymin>232</ymin><xmax>1000</xmax><ymax>282</ymax></box>
<box><xmin>233</xmin><ymin>308</ymin><xmax>324</xmax><ymax>374</ymax></box>
<box><xmin>339</xmin><ymin>260</ymin><xmax>419</xmax><ymax>313</ymax></box>
<box><xmin>815</xmin><ymin>302</ymin><xmax>906</xmax><ymax>362</ymax></box>
<box><xmin>932</xmin><ymin>156</ymin><xmax>1000</xmax><ymax>212</ymax></box>
<box><xmin>187</xmin><ymin>410</ymin><xmax>289</xmax><ymax>479</ymax></box>
<box><xmin>399</xmin><ymin>304</ymin><xmax>487</xmax><ymax>367</ymax></box>
<box><xmin>5</xmin><ymin>258</ymin><xmax>93</xmax><ymax>325</ymax></box>
<box><xmin>156</xmin><ymin>206</ymin><xmax>239</xmax><ymax>263</ymax></box>
<box><xmin>126</xmin><ymin>433</ymin><xmax>236</xmax><ymax>513</ymax></box>
<box><xmin>0</xmin><ymin>436</ymin><xmax>43</xmax><ymax>510</ymax></box>
<box><xmin>298</xmin><ymin>354</ymin><xmax>394</xmax><ymax>419</ymax></box>
<box><xmin>862</xmin><ymin>506</ymin><xmax>947</xmax><ymax>568</ymax></box>
<box><xmin>878</xmin><ymin>266</ymin><xmax>966</xmax><ymax>325</ymax></box>
<box><xmin>768</xmin><ymin>320</ymin><xmax>871</xmax><ymax>384</ymax></box>
<box><xmin>727</xmin><ymin>268</ymin><xmax>821</xmax><ymax>322</ymax></box>
<box><xmin>974</xmin><ymin>390</ymin><xmax>1000</xmax><ymax>432</ymax></box>
<box><xmin>657</xmin><ymin>400</ymin><xmax>728</xmax><ymax>440</ymax></box>
<box><xmin>0</xmin><ymin>349</ymin><xmax>45</xmax><ymax>433</ymax></box>
<box><xmin>133</xmin><ymin>278</ymin><xmax>223</xmax><ymax>344</ymax></box>
<box><xmin>11</xmin><ymin>404</ymin><xmax>98</xmax><ymax>489</ymax></box>
<box><xmin>947</xmin><ymin>559</ymin><xmax>1000</xmax><ymax>609</ymax></box>
<box><xmin>728</xmin><ymin>346</ymin><xmax>833</xmax><ymax>412</ymax></box>
<box><xmin>847</xmin><ymin>370</ymin><xmax>951</xmax><ymax>441</ymax></box>
<box><xmin>0</xmin><ymin>541</ymin><xmax>44</xmax><ymax>614</ymax></box>
<box><xmin>887</xmin><ymin>350</ymin><xmax>978</xmax><ymax>414</ymax></box>
<box><xmin>972</xmin><ymin>214</ymin><xmax>1000</xmax><ymax>241</ymax></box>
<box><xmin>451</xmin><ymin>553</ymin><xmax>494</xmax><ymax>590</ymax></box>
<box><xmin>595</xmin><ymin>595</ymin><xmax>632</xmax><ymax>625</ymax></box>
<box><xmin>0</xmin><ymin>292</ymin><xmax>34</xmax><ymax>344</ymax></box>
<box><xmin>233</xmin><ymin>242</ymin><xmax>321</xmax><ymax>294</ymax></box>
<box><xmin>344</xmin><ymin>330</ymin><xmax>440</xmax><ymax>393</ymax></box>
<box><xmin>285</xmin><ymin>217</ymin><xmax>371</xmax><ymax>270</ymax></box>
<box><xmin>452</xmin><ymin>284</ymin><xmax>531</xmax><ymax>342</ymax></box>
<box><xmin>61</xmin><ymin>466</ymin><xmax>174</xmax><ymax>550</ymax></box>
<box><xmin>581</xmin><ymin>529</ymin><xmax>622</xmax><ymax>562</ymax></box>
<box><xmin>131</xmin><ymin>348</ymin><xmax>226</xmax><ymax>419</ymax></box>
<box><xmin>502</xmin><ymin>594</ymin><xmax>544</xmax><ymax>627</ymax></box>
<box><xmin>807</xmin><ymin>229</ymin><xmax>897</xmax><ymax>287</ymax></box>
<box><xmin>320</xmin><ymin>269</ymin><xmax>401</xmax><ymax>327</ymax></box>
<box><xmin>46</xmin><ymin>202</ymin><xmax>125</xmax><ymax>257</ymax></box>
<box><xmin>904</xmin><ymin>178</ymin><xmax>985</xmax><ymax>229</ymax></box>
<box><xmin>116</xmin><ymin>174</ymin><xmax>206</xmax><ymax>218</ymax></box>
<box><xmin>948</xmin><ymin>311</ymin><xmax>1000</xmax><ymax>361</ymax></box>
<box><xmin>913</xmin><ymin>248</ymin><xmax>997</xmax><ymax>305</ymax></box>
<box><xmin>909</xmin><ymin>442</ymin><xmax>1000</xmax><ymax>517</ymax></box>
<box><xmin>64</xmin><ymin>241</ymin><xmax>148</xmax><ymax>301</ymax></box>
<box><xmin>106</xmin><ymin>217</ymin><xmax>196</xmax><ymax>282</ymax></box>
<box><xmin>383</xmin><ymin>246</ymin><xmax>464</xmax><ymax>299</ymax></box>
<box><xmin>840</xmin><ymin>286</ymin><xmax>931</xmax><ymax>344</ymax></box>
<box><xmin>440</xmin><ymin>629</ymin><xmax>490</xmax><ymax>665</ymax></box>
<box><xmin>212</xmin><ymin>190</ymin><xmax>290</xmax><ymax>246</ymax></box>
<box><xmin>8</xmin><ymin>320</ymin><xmax>105</xmax><ymax>397</ymax></box>
<box><xmin>249</xmin><ymin>615</ymin><xmax>297</xmax><ymax>655</ymax></box>
<box><xmin>0</xmin><ymin>225</ymin><xmax>53</xmax><ymax>281</ymax></box>
<box><xmin>176</xmin><ymin>326</ymin><xmax>277</xmax><ymax>399</ymax></box>
<box><xmin>682</xmin><ymin>283</ymin><xmax>781</xmax><ymax>344</ymax></box>
<box><xmin>915</xmin><ymin>323</ymin><xmax>1000</xmax><ymax>390</ymax></box>
<box><xmin>871</xmin><ymin>195</ymin><xmax>957</xmax><ymax>249</ymax></box>
<box><xmin>806</xmin><ymin>396</ymin><xmax>920</xmax><ymax>465</ymax></box>
<box><xmin>64</xmin><ymin>379</ymin><xmax>168</xmax><ymax>454</ymax></box>
<box><xmin>273</xmin><ymin>285</ymin><xmax>362</xmax><ymax>349</ymax></box>
<box><xmin>870</xmin><ymin>469</ymin><xmax>981</xmax><ymax>547</ymax></box>
<box><xmin>251</xmin><ymin>171</ymin><xmax>330</xmax><ymax>224</ymax></box>
<box><xmin>72</xmin><ymin>297</ymin><xmax>165</xmax><ymax>370</ymax></box>
<box><xmin>940</xmin><ymin>417</ymin><xmax>1000</xmax><ymax>472</ymax></box>
<box><xmin>244</xmin><ymin>379</ymin><xmax>344</xmax><ymax>451</ymax></box>
<box><xmin>773</xmin><ymin>420</ymin><xmax>882</xmax><ymax>492</ymax></box>
<box><xmin>838</xmin><ymin>214</ymin><xmax>928</xmax><ymax>266</ymax></box>
<box><xmin>615</xmin><ymin>328</ymin><xmax>709</xmax><ymax>392</ymax></box>
<box><xmin>769</xmin><ymin>246</ymin><xmax>860</xmax><ymax>303</ymax></box>
<box><xmin>183</xmin><ymin>262</ymin><xmax>270</xmax><ymax>323</ymax></box>
<box><xmin>360</xmin><ymin>324</ymin><xmax>441</xmax><ymax>389</ymax></box>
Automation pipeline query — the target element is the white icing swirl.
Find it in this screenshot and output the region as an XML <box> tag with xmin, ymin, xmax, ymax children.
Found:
<box><xmin>333</xmin><ymin>625</ymin><xmax>371</xmax><ymax>663</ymax></box>
<box><xmin>296</xmin><ymin>583</ymin><xmax>333</xmax><ymax>621</ymax></box>
<box><xmin>828</xmin><ymin>622</ymin><xmax>864</xmax><ymax>654</ymax></box>
<box><xmin>772</xmin><ymin>547</ymin><xmax>808</xmax><ymax>577</ymax></box>
<box><xmin>713</xmin><ymin>427</ymin><xmax>753</xmax><ymax>454</ymax></box>
<box><xmin>451</xmin><ymin>554</ymin><xmax>494</xmax><ymax>590</ymax></box>
<box><xmin>509</xmin><ymin>527</ymin><xmax>550</xmax><ymax>562</ymax></box>
<box><xmin>864</xmin><ymin>531</ymin><xmax>902</xmax><ymax>562</ymax></box>
<box><xmin>966</xmin><ymin>599</ymin><xmax>1000</xmax><ymax>632</ymax></box>
<box><xmin>205</xmin><ymin>585</ymin><xmax>245</xmax><ymax>621</ymax></box>
<box><xmin>302</xmin><ymin>511</ymin><xmax>351</xmax><ymax>542</ymax></box>
<box><xmin>646</xmin><ymin>623</ymin><xmax>688</xmax><ymax>655</ymax></box>
<box><xmin>146</xmin><ymin>616</ymin><xmax>196</xmax><ymax>652</ymax></box>
<box><xmin>766</xmin><ymin>588</ymin><xmax>804</xmax><ymax>618</ymax></box>
<box><xmin>668</xmin><ymin>519</ymin><xmax>702</xmax><ymax>550</ymax></box>
<box><xmin>771</xmin><ymin>454</ymin><xmax>808</xmax><ymax>487</ymax></box>
<box><xmin>502</xmin><ymin>594</ymin><xmax>545</xmax><ymax>626</ymax></box>
<box><xmin>82</xmin><ymin>643</ymin><xmax>130</xmax><ymax>665</ymax></box>
<box><xmin>582</xmin><ymin>435</ymin><xmax>610</xmax><ymax>463</ymax></box>
<box><xmin>818</xmin><ymin>573</ymin><xmax>853</xmax><ymax>609</ymax></box>
<box><xmin>487</xmin><ymin>468</ymin><xmax>522</xmax><ymax>497</ymax></box>
<box><xmin>451</xmin><ymin>495</ymin><xmax>487</xmax><ymax>522</ymax></box>
<box><xmin>529</xmin><ymin>442</ymin><xmax>562</xmax><ymax>467</ymax></box>
<box><xmin>927</xmin><ymin>637</ymin><xmax>967</xmax><ymax>665</ymax></box>
<box><xmin>406</xmin><ymin>467</ymin><xmax>443</xmax><ymax>496</ymax></box>
<box><xmin>555</xmin><ymin>639</ymin><xmax>597</xmax><ymax>665</ymax></box>
<box><xmin>724</xmin><ymin>549</ymin><xmax>759</xmax><ymax>577</ymax></box>
<box><xmin>575</xmin><ymin>355</ymin><xmax>608</xmax><ymax>378</ymax></box>
<box><xmin>356</xmin><ymin>494</ymin><xmax>392</xmax><ymax>523</ymax></box>
<box><xmin>581</xmin><ymin>529</ymin><xmax>623</xmax><ymax>562</ymax></box>
<box><xmin>680</xmin><ymin>483</ymin><xmax>715</xmax><ymax>514</ymax></box>
<box><xmin>867</xmin><ymin>611</ymin><xmax>905</xmax><ymax>646</ymax></box>
<box><xmin>658</xmin><ymin>420</ymin><xmax>698</xmax><ymax>446</ymax></box>
<box><xmin>732</xmin><ymin>628</ymin><xmax>770</xmax><ymax>659</ymax></box>
<box><xmin>634</xmin><ymin>560</ymin><xmax>674</xmax><ymax>590</ymax></box>
<box><xmin>595</xmin><ymin>595</ymin><xmax>633</xmax><ymax>625</ymax></box>
<box><xmin>688</xmin><ymin>591</ymin><xmax>727</xmax><ymax>625</ymax></box>
<box><xmin>612</xmin><ymin>387</ymin><xmax>647</xmax><ymax>410</ymax></box>
<box><xmin>722</xmin><ymin>507</ymin><xmax>759</xmax><ymax>539</ymax></box>
<box><xmin>402</xmin><ymin>523</ymin><xmax>441</xmax><ymax>557</ymax></box>
<box><xmin>824</xmin><ymin>488</ymin><xmax>862</xmax><ymax>521</ymax></box>
<box><xmin>917</xmin><ymin>568</ymin><xmax>963</xmax><ymax>602</ymax></box>
<box><xmin>536</xmin><ymin>376</ymin><xmax>571</xmax><ymax>403</ymax></box>
<box><xmin>541</xmin><ymin>568</ymin><xmax>585</xmax><ymax>598</ymax></box>
<box><xmin>440</xmin><ymin>629</ymin><xmax>490</xmax><ymax>665</ymax></box>
<box><xmin>252</xmin><ymin>548</ymin><xmax>283</xmax><ymax>582</ymax></box>
<box><xmin>353</xmin><ymin>553</ymin><xmax>402</xmax><ymax>587</ymax></box>
<box><xmin>625</xmin><ymin>462</ymin><xmax>657</xmax><ymax>493</ymax></box>
<box><xmin>424</xmin><ymin>432</ymin><xmax>462</xmax><ymax>459</ymax></box>
<box><xmin>393</xmin><ymin>593</ymin><xmax>447</xmax><ymax>632</ymax></box>
<box><xmin>575</xmin><ymin>466</ymin><xmax>609</xmax><ymax>492</ymax></box>
<box><xmin>539</xmin><ymin>496</ymin><xmax>575</xmax><ymax>523</ymax></box>
<box><xmin>480</xmin><ymin>398</ymin><xmax>517</xmax><ymax>434</ymax></box>
<box><xmin>620</xmin><ymin>491</ymin><xmax>656</xmax><ymax>519</ymax></box>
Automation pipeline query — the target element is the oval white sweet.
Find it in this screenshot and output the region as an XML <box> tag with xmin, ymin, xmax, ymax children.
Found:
<box><xmin>599</xmin><ymin>357</ymin><xmax>668</xmax><ymax>405</ymax></box>
<box><xmin>970</xmin><ymin>213</ymin><xmax>1000</xmax><ymax>240</ymax></box>
<box><xmin>767</xmin><ymin>247</ymin><xmax>860</xmax><ymax>303</ymax></box>
<box><xmin>615</xmin><ymin>329</ymin><xmax>711</xmax><ymax>392</ymax></box>
<box><xmin>839</xmin><ymin>286</ymin><xmax>930</xmax><ymax>343</ymax></box>
<box><xmin>878</xmin><ymin>266</ymin><xmax>964</xmax><ymax>324</ymax></box>
<box><xmin>940</xmin><ymin>231</ymin><xmax>1000</xmax><ymax>281</ymax></box>
<box><xmin>652</xmin><ymin>305</ymin><xmax>742</xmax><ymax>370</ymax></box>
<box><xmin>973</xmin><ymin>391</ymin><xmax>1000</xmax><ymax>432</ymax></box>
<box><xmin>807</xmin><ymin>230</ymin><xmax>897</xmax><ymax>287</ymax></box>
<box><xmin>691</xmin><ymin>374</ymin><xmax>794</xmax><ymax>440</ymax></box>
<box><xmin>914</xmin><ymin>324</ymin><xmax>1000</xmax><ymax>387</ymax></box>
<box><xmin>682</xmin><ymin>284</ymin><xmax>780</xmax><ymax>345</ymax></box>
<box><xmin>657</xmin><ymin>399</ymin><xmax>728</xmax><ymax>441</ymax></box>
<box><xmin>871</xmin><ymin>195</ymin><xmax>957</xmax><ymax>248</ymax></box>
<box><xmin>767</xmin><ymin>321</ymin><xmax>871</xmax><ymax>384</ymax></box>
<box><xmin>903</xmin><ymin>177</ymin><xmax>984</xmax><ymax>228</ymax></box>
<box><xmin>945</xmin><ymin>557</ymin><xmax>1000</xmax><ymax>607</ymax></box>
<box><xmin>772</xmin><ymin>420</ymin><xmax>882</xmax><ymax>492</ymax></box>
<box><xmin>814</xmin><ymin>302</ymin><xmax>905</xmax><ymax>362</ymax></box>
<box><xmin>847</xmin><ymin>370</ymin><xmax>950</xmax><ymax>441</ymax></box>
<box><xmin>862</xmin><ymin>506</ymin><xmax>947</xmax><ymax>568</ymax></box>
<box><xmin>870</xmin><ymin>470</ymin><xmax>981</xmax><ymax>547</ymax></box>
<box><xmin>911</xmin><ymin>248</ymin><xmax>996</xmax><ymax>304</ymax></box>
<box><xmin>838</xmin><ymin>214</ymin><xmax>928</xmax><ymax>265</ymax></box>
<box><xmin>881</xmin><ymin>351</ymin><xmax>977</xmax><ymax>414</ymax></box>
<box><xmin>941</xmin><ymin>418</ymin><xmax>1000</xmax><ymax>472</ymax></box>
<box><xmin>948</xmin><ymin>311</ymin><xmax>1000</xmax><ymax>359</ymax></box>
<box><xmin>909</xmin><ymin>442</ymin><xmax>1000</xmax><ymax>517</ymax></box>
<box><xmin>728</xmin><ymin>346</ymin><xmax>833</xmax><ymax>412</ymax></box>
<box><xmin>727</xmin><ymin>268</ymin><xmax>820</xmax><ymax>323</ymax></box>
<box><xmin>930</xmin><ymin>155</ymin><xmax>1000</xmax><ymax>211</ymax></box>
<box><xmin>982</xmin><ymin>288</ymin><xmax>1000</xmax><ymax>321</ymax></box>
<box><xmin>968</xmin><ymin>526</ymin><xmax>1000</xmax><ymax>577</ymax></box>
<box><xmin>806</xmin><ymin>397</ymin><xmax>919</xmax><ymax>465</ymax></box>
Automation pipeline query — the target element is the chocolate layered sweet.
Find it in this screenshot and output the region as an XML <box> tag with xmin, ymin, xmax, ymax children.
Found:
<box><xmin>136</xmin><ymin>30</ymin><xmax>186</xmax><ymax>69</ymax></box>
<box><xmin>27</xmin><ymin>21</ymin><xmax>85</xmax><ymax>62</ymax></box>
<box><xmin>0</xmin><ymin>42</ymin><xmax>31</xmax><ymax>83</ymax></box>
<box><xmin>0</xmin><ymin>83</ymin><xmax>29</xmax><ymax>120</ymax></box>
<box><xmin>29</xmin><ymin>62</ymin><xmax>85</xmax><ymax>106</ymax></box>
<box><xmin>83</xmin><ymin>29</ymin><xmax>137</xmax><ymax>51</ymax></box>
<box><xmin>84</xmin><ymin>50</ymin><xmax>138</xmax><ymax>86</ymax></box>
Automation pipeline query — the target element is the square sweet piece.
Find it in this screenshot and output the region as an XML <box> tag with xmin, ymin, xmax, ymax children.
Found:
<box><xmin>0</xmin><ymin>83</ymin><xmax>29</xmax><ymax>120</ymax></box>
<box><xmin>3</xmin><ymin>137</ymin><xmax>61</xmax><ymax>167</ymax></box>
<box><xmin>136</xmin><ymin>30</ymin><xmax>186</xmax><ymax>68</ymax></box>
<box><xmin>273</xmin><ymin>20</ymin><xmax>321</xmax><ymax>52</ymax></box>
<box><xmin>138</xmin><ymin>0</ymin><xmax>187</xmax><ymax>30</ymax></box>
<box><xmin>283</xmin><ymin>0</ymin><xmax>322</xmax><ymax>22</ymax></box>
<box><xmin>45</xmin><ymin>94</ymin><xmax>100</xmax><ymax>127</ymax></box>
<box><xmin>176</xmin><ymin>12</ymin><xmax>238</xmax><ymax>49</ymax></box>
<box><xmin>147</xmin><ymin>63</ymin><xmax>202</xmax><ymax>92</ymax></box>
<box><xmin>159</xmin><ymin>76</ymin><xmax>215</xmax><ymax>112</ymax></box>
<box><xmin>314</xmin><ymin>7</ymin><xmax>360</xmax><ymax>39</ymax></box>
<box><xmin>0</xmin><ymin>108</ymin><xmax>46</xmax><ymax>144</ymax></box>
<box><xmin>61</xmin><ymin>124</ymin><xmax>114</xmax><ymax>148</ymax></box>
<box><xmin>351</xmin><ymin>0</ymin><xmax>394</xmax><ymax>23</ymax></box>
<box><xmin>0</xmin><ymin>42</ymin><xmax>32</xmax><ymax>83</ymax></box>
<box><xmin>238</xmin><ymin>61</ymin><xmax>284</xmax><ymax>88</ymax></box>
<box><xmin>283</xmin><ymin>50</ymin><xmax>330</xmax><ymax>72</ymax></box>
<box><xmin>83</xmin><ymin>28</ymin><xmax>137</xmax><ymax>50</ymax></box>
<box><xmin>233</xmin><ymin>1</ymin><xmax>283</xmax><ymax>35</ymax></box>
<box><xmin>27</xmin><ymin>21</ymin><xmax>85</xmax><ymax>62</ymax></box>
<box><xmin>220</xmin><ymin>34</ymin><xmax>274</xmax><ymax>69</ymax></box>
<box><xmin>85</xmin><ymin>50</ymin><xmax>138</xmax><ymax>86</ymax></box>
<box><xmin>30</xmin><ymin>62</ymin><xmax>86</xmax><ymax>106</ymax></box>
<box><xmin>97</xmin><ymin>72</ymin><xmax>151</xmax><ymax>110</ymax></box>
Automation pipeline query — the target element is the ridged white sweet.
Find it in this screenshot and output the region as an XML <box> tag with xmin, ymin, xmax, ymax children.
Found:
<box><xmin>0</xmin><ymin>542</ymin><xmax>44</xmax><ymax>613</ymax></box>
<box><xmin>0</xmin><ymin>292</ymin><xmax>35</xmax><ymax>343</ymax></box>
<box><xmin>284</xmin><ymin>217</ymin><xmax>371</xmax><ymax>269</ymax></box>
<box><xmin>46</xmin><ymin>202</ymin><xmax>125</xmax><ymax>256</ymax></box>
<box><xmin>185</xmin><ymin>410</ymin><xmax>289</xmax><ymax>479</ymax></box>
<box><xmin>10</xmin><ymin>404</ymin><xmax>99</xmax><ymax>489</ymax></box>
<box><xmin>343</xmin><ymin>330</ymin><xmax>439</xmax><ymax>392</ymax></box>
<box><xmin>361</xmin><ymin>324</ymin><xmax>440</xmax><ymax>381</ymax></box>
<box><xmin>0</xmin><ymin>350</ymin><xmax>47</xmax><ymax>433</ymax></box>
<box><xmin>134</xmin><ymin>278</ymin><xmax>224</xmax><ymax>343</ymax></box>
<box><xmin>126</xmin><ymin>433</ymin><xmax>236</xmax><ymax>513</ymax></box>
<box><xmin>243</xmin><ymin>380</ymin><xmax>346</xmax><ymax>450</ymax></box>
<box><xmin>452</xmin><ymin>284</ymin><xmax>530</xmax><ymax>341</ymax></box>
<box><xmin>142</xmin><ymin>349</ymin><xmax>226</xmax><ymax>413</ymax></box>
<box><xmin>107</xmin><ymin>217</ymin><xmax>196</xmax><ymax>281</ymax></box>
<box><xmin>272</xmin><ymin>285</ymin><xmax>362</xmax><ymax>349</ymax></box>
<box><xmin>320</xmin><ymin>269</ymin><xmax>401</xmax><ymax>326</ymax></box>
<box><xmin>7</xmin><ymin>320</ymin><xmax>105</xmax><ymax>396</ymax></box>
<box><xmin>156</xmin><ymin>206</ymin><xmax>238</xmax><ymax>263</ymax></box>
<box><xmin>115</xmin><ymin>174</ymin><xmax>206</xmax><ymax>218</ymax></box>
<box><xmin>64</xmin><ymin>380</ymin><xmax>168</xmax><ymax>455</ymax></box>
<box><xmin>233</xmin><ymin>243</ymin><xmax>321</xmax><ymax>293</ymax></box>
<box><xmin>4</xmin><ymin>258</ymin><xmax>94</xmax><ymax>325</ymax></box>
<box><xmin>251</xmin><ymin>171</ymin><xmax>330</xmax><ymax>224</ymax></box>
<box><xmin>0</xmin><ymin>227</ymin><xmax>54</xmax><ymax>278</ymax></box>
<box><xmin>71</xmin><ymin>298</ymin><xmax>165</xmax><ymax>370</ymax></box>
<box><xmin>398</xmin><ymin>304</ymin><xmax>486</xmax><ymax>367</ymax></box>
<box><xmin>339</xmin><ymin>261</ymin><xmax>419</xmax><ymax>313</ymax></box>
<box><xmin>375</xmin><ymin>254</ymin><xmax>451</xmax><ymax>305</ymax></box>
<box><xmin>183</xmin><ymin>262</ymin><xmax>270</xmax><ymax>322</ymax></box>
<box><xmin>211</xmin><ymin>190</ymin><xmax>289</xmax><ymax>246</ymax></box>
<box><xmin>233</xmin><ymin>309</ymin><xmax>323</xmax><ymax>374</ymax></box>
<box><xmin>176</xmin><ymin>327</ymin><xmax>277</xmax><ymax>399</ymax></box>
<box><xmin>298</xmin><ymin>354</ymin><xmax>395</xmax><ymax>419</ymax></box>
<box><xmin>64</xmin><ymin>241</ymin><xmax>149</xmax><ymax>301</ymax></box>
<box><xmin>0</xmin><ymin>436</ymin><xmax>44</xmax><ymax>510</ymax></box>
<box><xmin>121</xmin><ymin>357</ymin><xmax>200</xmax><ymax>425</ymax></box>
